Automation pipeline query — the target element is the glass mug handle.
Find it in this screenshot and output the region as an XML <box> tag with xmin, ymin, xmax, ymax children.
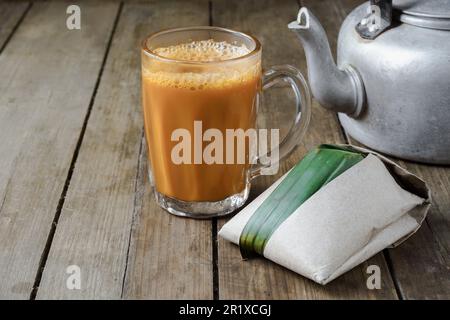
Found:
<box><xmin>250</xmin><ymin>65</ymin><xmax>312</xmax><ymax>178</ymax></box>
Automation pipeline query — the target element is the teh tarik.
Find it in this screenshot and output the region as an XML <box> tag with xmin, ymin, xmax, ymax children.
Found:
<box><xmin>142</xmin><ymin>40</ymin><xmax>261</xmax><ymax>202</ymax></box>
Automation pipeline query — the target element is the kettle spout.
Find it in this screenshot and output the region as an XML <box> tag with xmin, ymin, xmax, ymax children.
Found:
<box><xmin>289</xmin><ymin>8</ymin><xmax>365</xmax><ymax>117</ymax></box>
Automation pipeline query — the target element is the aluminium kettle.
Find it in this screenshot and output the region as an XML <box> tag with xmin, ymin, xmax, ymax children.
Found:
<box><xmin>289</xmin><ymin>0</ymin><xmax>450</xmax><ymax>164</ymax></box>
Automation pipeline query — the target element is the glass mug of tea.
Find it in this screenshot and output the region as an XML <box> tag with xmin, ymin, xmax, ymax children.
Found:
<box><xmin>141</xmin><ymin>27</ymin><xmax>311</xmax><ymax>218</ymax></box>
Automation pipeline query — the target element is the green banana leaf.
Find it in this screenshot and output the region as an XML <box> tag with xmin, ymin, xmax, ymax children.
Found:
<box><xmin>239</xmin><ymin>144</ymin><xmax>365</xmax><ymax>259</ymax></box>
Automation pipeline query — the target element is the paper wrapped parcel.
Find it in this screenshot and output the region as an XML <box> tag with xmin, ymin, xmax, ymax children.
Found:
<box><xmin>219</xmin><ymin>145</ymin><xmax>431</xmax><ymax>285</ymax></box>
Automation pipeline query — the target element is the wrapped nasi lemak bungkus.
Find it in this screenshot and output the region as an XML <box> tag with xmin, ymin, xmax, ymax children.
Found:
<box><xmin>219</xmin><ymin>144</ymin><xmax>431</xmax><ymax>285</ymax></box>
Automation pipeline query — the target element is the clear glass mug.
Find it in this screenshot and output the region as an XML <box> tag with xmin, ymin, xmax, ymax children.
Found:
<box><xmin>141</xmin><ymin>27</ymin><xmax>311</xmax><ymax>218</ymax></box>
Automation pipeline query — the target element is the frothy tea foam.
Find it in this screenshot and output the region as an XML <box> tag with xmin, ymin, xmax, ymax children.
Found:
<box><xmin>144</xmin><ymin>40</ymin><xmax>260</xmax><ymax>90</ymax></box>
<box><xmin>153</xmin><ymin>39</ymin><xmax>251</xmax><ymax>62</ymax></box>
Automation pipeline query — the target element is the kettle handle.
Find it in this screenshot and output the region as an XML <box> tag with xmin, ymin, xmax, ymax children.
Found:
<box><xmin>356</xmin><ymin>0</ymin><xmax>393</xmax><ymax>39</ymax></box>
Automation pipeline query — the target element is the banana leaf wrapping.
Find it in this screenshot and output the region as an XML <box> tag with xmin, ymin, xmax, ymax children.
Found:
<box><xmin>219</xmin><ymin>144</ymin><xmax>431</xmax><ymax>285</ymax></box>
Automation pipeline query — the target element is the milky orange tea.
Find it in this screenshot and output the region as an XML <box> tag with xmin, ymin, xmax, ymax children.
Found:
<box><xmin>141</xmin><ymin>27</ymin><xmax>311</xmax><ymax>217</ymax></box>
<box><xmin>142</xmin><ymin>39</ymin><xmax>260</xmax><ymax>202</ymax></box>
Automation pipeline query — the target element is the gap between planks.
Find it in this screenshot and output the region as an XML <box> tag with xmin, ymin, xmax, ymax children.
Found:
<box><xmin>120</xmin><ymin>130</ymin><xmax>144</xmax><ymax>298</ymax></box>
<box><xmin>0</xmin><ymin>2</ymin><xmax>32</xmax><ymax>54</ymax></box>
<box><xmin>29</xmin><ymin>2</ymin><xmax>125</xmax><ymax>300</ymax></box>
<box><xmin>208</xmin><ymin>0</ymin><xmax>220</xmax><ymax>301</ymax></box>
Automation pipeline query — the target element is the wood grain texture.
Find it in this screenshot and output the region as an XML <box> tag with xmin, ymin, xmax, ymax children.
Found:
<box><xmin>0</xmin><ymin>1</ymin><xmax>29</xmax><ymax>51</ymax></box>
<box><xmin>121</xmin><ymin>0</ymin><xmax>212</xmax><ymax>299</ymax></box>
<box><xmin>214</xmin><ymin>0</ymin><xmax>397</xmax><ymax>299</ymax></box>
<box><xmin>37</xmin><ymin>0</ymin><xmax>212</xmax><ymax>299</ymax></box>
<box><xmin>0</xmin><ymin>1</ymin><xmax>119</xmax><ymax>299</ymax></box>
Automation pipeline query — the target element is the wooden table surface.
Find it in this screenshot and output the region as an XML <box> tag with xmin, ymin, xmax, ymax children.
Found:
<box><xmin>0</xmin><ymin>0</ymin><xmax>449</xmax><ymax>300</ymax></box>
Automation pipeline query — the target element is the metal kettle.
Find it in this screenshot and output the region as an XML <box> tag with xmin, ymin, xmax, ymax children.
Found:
<box><xmin>289</xmin><ymin>0</ymin><xmax>450</xmax><ymax>164</ymax></box>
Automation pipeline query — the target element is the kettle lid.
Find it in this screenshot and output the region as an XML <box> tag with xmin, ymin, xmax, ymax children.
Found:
<box><xmin>393</xmin><ymin>0</ymin><xmax>450</xmax><ymax>29</ymax></box>
<box><xmin>393</xmin><ymin>0</ymin><xmax>450</xmax><ymax>19</ymax></box>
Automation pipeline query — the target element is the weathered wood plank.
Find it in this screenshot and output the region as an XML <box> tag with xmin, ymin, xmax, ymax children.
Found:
<box><xmin>0</xmin><ymin>1</ymin><xmax>119</xmax><ymax>299</ymax></box>
<box><xmin>37</xmin><ymin>0</ymin><xmax>212</xmax><ymax>300</ymax></box>
<box><xmin>0</xmin><ymin>1</ymin><xmax>29</xmax><ymax>51</ymax></box>
<box><xmin>214</xmin><ymin>0</ymin><xmax>397</xmax><ymax>299</ymax></box>
<box><xmin>335</xmin><ymin>0</ymin><xmax>450</xmax><ymax>300</ymax></box>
